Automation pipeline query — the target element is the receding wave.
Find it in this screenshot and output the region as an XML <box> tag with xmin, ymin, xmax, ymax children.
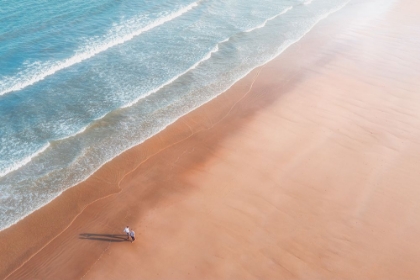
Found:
<box><xmin>245</xmin><ymin>6</ymin><xmax>293</xmax><ymax>33</ymax></box>
<box><xmin>0</xmin><ymin>143</ymin><xmax>50</xmax><ymax>178</ymax></box>
<box><xmin>53</xmin><ymin>124</ymin><xmax>89</xmax><ymax>142</ymax></box>
<box><xmin>0</xmin><ymin>1</ymin><xmax>199</xmax><ymax>97</ymax></box>
<box><xmin>122</xmin><ymin>44</ymin><xmax>220</xmax><ymax>109</ymax></box>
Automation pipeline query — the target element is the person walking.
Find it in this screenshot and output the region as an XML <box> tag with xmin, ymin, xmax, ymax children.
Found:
<box><xmin>130</xmin><ymin>230</ymin><xmax>135</xmax><ymax>243</ymax></box>
<box><xmin>124</xmin><ymin>226</ymin><xmax>130</xmax><ymax>240</ymax></box>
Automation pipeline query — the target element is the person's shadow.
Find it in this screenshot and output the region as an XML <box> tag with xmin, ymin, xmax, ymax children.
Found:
<box><xmin>79</xmin><ymin>233</ymin><xmax>129</xmax><ymax>242</ymax></box>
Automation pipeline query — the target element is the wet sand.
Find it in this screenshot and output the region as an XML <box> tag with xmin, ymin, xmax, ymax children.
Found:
<box><xmin>2</xmin><ymin>0</ymin><xmax>420</xmax><ymax>279</ymax></box>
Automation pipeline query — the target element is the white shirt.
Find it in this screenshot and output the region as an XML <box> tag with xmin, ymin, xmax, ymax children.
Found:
<box><xmin>124</xmin><ymin>227</ymin><xmax>130</xmax><ymax>233</ymax></box>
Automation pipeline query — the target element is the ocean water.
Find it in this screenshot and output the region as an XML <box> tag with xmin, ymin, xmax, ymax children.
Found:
<box><xmin>0</xmin><ymin>0</ymin><xmax>349</xmax><ymax>231</ymax></box>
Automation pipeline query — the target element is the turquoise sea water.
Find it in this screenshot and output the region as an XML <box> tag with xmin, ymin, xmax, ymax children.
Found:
<box><xmin>0</xmin><ymin>0</ymin><xmax>349</xmax><ymax>230</ymax></box>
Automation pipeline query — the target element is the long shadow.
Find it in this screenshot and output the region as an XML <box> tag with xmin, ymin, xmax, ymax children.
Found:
<box><xmin>79</xmin><ymin>233</ymin><xmax>129</xmax><ymax>242</ymax></box>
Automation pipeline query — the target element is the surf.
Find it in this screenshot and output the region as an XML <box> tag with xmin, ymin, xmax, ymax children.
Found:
<box><xmin>0</xmin><ymin>142</ymin><xmax>50</xmax><ymax>178</ymax></box>
<box><xmin>121</xmin><ymin>44</ymin><xmax>220</xmax><ymax>109</ymax></box>
<box><xmin>0</xmin><ymin>1</ymin><xmax>200</xmax><ymax>97</ymax></box>
<box><xmin>245</xmin><ymin>6</ymin><xmax>293</xmax><ymax>33</ymax></box>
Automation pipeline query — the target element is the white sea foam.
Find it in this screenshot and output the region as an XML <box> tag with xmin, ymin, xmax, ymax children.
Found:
<box><xmin>220</xmin><ymin>37</ymin><xmax>230</xmax><ymax>44</ymax></box>
<box><xmin>121</xmin><ymin>44</ymin><xmax>220</xmax><ymax>109</ymax></box>
<box><xmin>0</xmin><ymin>142</ymin><xmax>50</xmax><ymax>178</ymax></box>
<box><xmin>304</xmin><ymin>0</ymin><xmax>314</xmax><ymax>5</ymax></box>
<box><xmin>245</xmin><ymin>6</ymin><xmax>293</xmax><ymax>33</ymax></box>
<box><xmin>53</xmin><ymin>124</ymin><xmax>89</xmax><ymax>142</ymax></box>
<box><xmin>0</xmin><ymin>1</ymin><xmax>199</xmax><ymax>97</ymax></box>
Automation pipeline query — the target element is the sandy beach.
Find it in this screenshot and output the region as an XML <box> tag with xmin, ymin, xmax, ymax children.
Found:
<box><xmin>2</xmin><ymin>0</ymin><xmax>420</xmax><ymax>279</ymax></box>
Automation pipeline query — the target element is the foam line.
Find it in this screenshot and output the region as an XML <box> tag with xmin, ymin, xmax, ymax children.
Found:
<box><xmin>122</xmin><ymin>44</ymin><xmax>220</xmax><ymax>109</ymax></box>
<box><xmin>0</xmin><ymin>1</ymin><xmax>199</xmax><ymax>97</ymax></box>
<box><xmin>0</xmin><ymin>143</ymin><xmax>50</xmax><ymax>178</ymax></box>
<box><xmin>53</xmin><ymin>124</ymin><xmax>89</xmax><ymax>142</ymax></box>
<box><xmin>245</xmin><ymin>6</ymin><xmax>293</xmax><ymax>33</ymax></box>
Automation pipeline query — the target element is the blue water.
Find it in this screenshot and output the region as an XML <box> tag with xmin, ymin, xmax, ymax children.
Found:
<box><xmin>0</xmin><ymin>0</ymin><xmax>349</xmax><ymax>230</ymax></box>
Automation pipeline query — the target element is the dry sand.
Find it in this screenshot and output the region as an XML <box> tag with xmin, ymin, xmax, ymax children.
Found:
<box><xmin>2</xmin><ymin>0</ymin><xmax>420</xmax><ymax>279</ymax></box>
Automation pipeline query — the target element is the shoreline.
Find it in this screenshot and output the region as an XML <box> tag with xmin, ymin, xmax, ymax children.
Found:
<box><xmin>3</xmin><ymin>0</ymin><xmax>420</xmax><ymax>278</ymax></box>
